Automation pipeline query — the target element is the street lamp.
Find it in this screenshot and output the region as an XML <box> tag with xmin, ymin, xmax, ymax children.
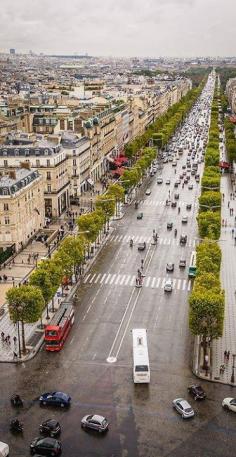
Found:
<box><xmin>90</xmin><ymin>198</ymin><xmax>93</xmax><ymax>212</ymax></box>
<box><xmin>231</xmin><ymin>354</ymin><xmax>236</xmax><ymax>384</ymax></box>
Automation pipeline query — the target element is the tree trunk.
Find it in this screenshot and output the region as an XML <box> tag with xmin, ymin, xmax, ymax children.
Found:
<box><xmin>21</xmin><ymin>320</ymin><xmax>26</xmax><ymax>354</ymax></box>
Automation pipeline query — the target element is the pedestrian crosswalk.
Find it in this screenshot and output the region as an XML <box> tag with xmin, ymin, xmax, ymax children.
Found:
<box><xmin>109</xmin><ymin>234</ymin><xmax>198</xmax><ymax>247</ymax></box>
<box><xmin>83</xmin><ymin>272</ymin><xmax>192</xmax><ymax>292</ymax></box>
<box><xmin>140</xmin><ymin>200</ymin><xmax>197</xmax><ymax>208</ymax></box>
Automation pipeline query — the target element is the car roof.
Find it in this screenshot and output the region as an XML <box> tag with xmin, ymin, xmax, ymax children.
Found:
<box><xmin>180</xmin><ymin>399</ymin><xmax>191</xmax><ymax>408</ymax></box>
<box><xmin>91</xmin><ymin>414</ymin><xmax>105</xmax><ymax>422</ymax></box>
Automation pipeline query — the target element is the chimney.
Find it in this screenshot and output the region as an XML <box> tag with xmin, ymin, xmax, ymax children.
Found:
<box><xmin>9</xmin><ymin>170</ymin><xmax>16</xmax><ymax>180</ymax></box>
<box><xmin>20</xmin><ymin>161</ymin><xmax>30</xmax><ymax>170</ymax></box>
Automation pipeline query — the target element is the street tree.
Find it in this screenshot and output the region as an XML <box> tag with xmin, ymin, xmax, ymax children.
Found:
<box><xmin>55</xmin><ymin>235</ymin><xmax>85</xmax><ymax>278</ymax></box>
<box><xmin>6</xmin><ymin>285</ymin><xmax>44</xmax><ymax>353</ymax></box>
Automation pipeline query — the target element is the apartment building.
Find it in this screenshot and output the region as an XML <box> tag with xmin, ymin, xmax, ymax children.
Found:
<box><xmin>226</xmin><ymin>78</ymin><xmax>236</xmax><ymax>114</ymax></box>
<box><xmin>0</xmin><ymin>140</ymin><xmax>70</xmax><ymax>218</ymax></box>
<box><xmin>0</xmin><ymin>167</ymin><xmax>44</xmax><ymax>252</ymax></box>
<box><xmin>61</xmin><ymin>133</ymin><xmax>91</xmax><ymax>196</ymax></box>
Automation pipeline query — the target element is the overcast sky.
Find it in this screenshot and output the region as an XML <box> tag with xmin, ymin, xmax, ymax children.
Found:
<box><xmin>0</xmin><ymin>0</ymin><xmax>235</xmax><ymax>57</ymax></box>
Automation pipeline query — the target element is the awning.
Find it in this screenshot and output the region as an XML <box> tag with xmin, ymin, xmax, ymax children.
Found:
<box><xmin>87</xmin><ymin>178</ymin><xmax>94</xmax><ymax>186</ymax></box>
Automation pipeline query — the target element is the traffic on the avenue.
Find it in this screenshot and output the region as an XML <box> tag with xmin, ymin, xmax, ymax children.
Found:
<box><xmin>1</xmin><ymin>74</ymin><xmax>236</xmax><ymax>457</ymax></box>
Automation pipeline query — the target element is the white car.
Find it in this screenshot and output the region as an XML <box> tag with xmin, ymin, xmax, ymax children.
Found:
<box><xmin>222</xmin><ymin>398</ymin><xmax>236</xmax><ymax>412</ymax></box>
<box><xmin>145</xmin><ymin>188</ymin><xmax>151</xmax><ymax>195</ymax></box>
<box><xmin>0</xmin><ymin>441</ymin><xmax>9</xmax><ymax>457</ymax></box>
<box><xmin>182</xmin><ymin>216</ymin><xmax>188</xmax><ymax>224</ymax></box>
<box><xmin>173</xmin><ymin>398</ymin><xmax>194</xmax><ymax>419</ymax></box>
<box><xmin>164</xmin><ymin>279</ymin><xmax>173</xmax><ymax>292</ymax></box>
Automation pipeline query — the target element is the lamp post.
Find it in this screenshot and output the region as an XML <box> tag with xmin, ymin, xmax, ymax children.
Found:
<box><xmin>231</xmin><ymin>354</ymin><xmax>236</xmax><ymax>384</ymax></box>
<box><xmin>16</xmin><ymin>304</ymin><xmax>23</xmax><ymax>359</ymax></box>
<box><xmin>90</xmin><ymin>198</ymin><xmax>93</xmax><ymax>212</ymax></box>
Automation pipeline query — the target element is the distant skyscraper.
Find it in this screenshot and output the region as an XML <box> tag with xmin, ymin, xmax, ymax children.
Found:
<box><xmin>9</xmin><ymin>48</ymin><xmax>16</xmax><ymax>55</ymax></box>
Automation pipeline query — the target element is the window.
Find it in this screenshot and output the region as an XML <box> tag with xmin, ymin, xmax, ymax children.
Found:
<box><xmin>36</xmin><ymin>159</ymin><xmax>40</xmax><ymax>167</ymax></box>
<box><xmin>46</xmin><ymin>172</ymin><xmax>51</xmax><ymax>180</ymax></box>
<box><xmin>3</xmin><ymin>160</ymin><xmax>8</xmax><ymax>167</ymax></box>
<box><xmin>47</xmin><ymin>159</ymin><xmax>50</xmax><ymax>167</ymax></box>
<box><xmin>73</xmin><ymin>159</ymin><xmax>76</xmax><ymax>166</ymax></box>
<box><xmin>4</xmin><ymin>203</ymin><xmax>9</xmax><ymax>211</ymax></box>
<box><xmin>47</xmin><ymin>184</ymin><xmax>51</xmax><ymax>193</ymax></box>
<box><xmin>5</xmin><ymin>217</ymin><xmax>10</xmax><ymax>225</ymax></box>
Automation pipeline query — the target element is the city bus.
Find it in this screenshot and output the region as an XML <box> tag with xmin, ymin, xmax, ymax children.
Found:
<box><xmin>188</xmin><ymin>251</ymin><xmax>197</xmax><ymax>279</ymax></box>
<box><xmin>132</xmin><ymin>329</ymin><xmax>150</xmax><ymax>383</ymax></box>
<box><xmin>44</xmin><ymin>303</ymin><xmax>75</xmax><ymax>351</ymax></box>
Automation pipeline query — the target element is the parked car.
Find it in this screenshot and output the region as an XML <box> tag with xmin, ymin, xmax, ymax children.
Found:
<box><xmin>179</xmin><ymin>259</ymin><xmax>186</xmax><ymax>268</ymax></box>
<box><xmin>222</xmin><ymin>398</ymin><xmax>236</xmax><ymax>412</ymax></box>
<box><xmin>165</xmin><ymin>179</ymin><xmax>171</xmax><ymax>185</ymax></box>
<box><xmin>188</xmin><ymin>184</ymin><xmax>193</xmax><ymax>190</ymax></box>
<box><xmin>174</xmin><ymin>193</ymin><xmax>179</xmax><ymax>200</ymax></box>
<box><xmin>166</xmin><ymin>263</ymin><xmax>174</xmax><ymax>272</ymax></box>
<box><xmin>39</xmin><ymin>420</ymin><xmax>61</xmax><ymax>437</ymax></box>
<box><xmin>164</xmin><ymin>279</ymin><xmax>173</xmax><ymax>292</ymax></box>
<box><xmin>173</xmin><ymin>398</ymin><xmax>194</xmax><ymax>419</ymax></box>
<box><xmin>39</xmin><ymin>392</ymin><xmax>71</xmax><ymax>408</ymax></box>
<box><xmin>188</xmin><ymin>385</ymin><xmax>206</xmax><ymax>400</ymax></box>
<box><xmin>182</xmin><ymin>216</ymin><xmax>188</xmax><ymax>224</ymax></box>
<box><xmin>157</xmin><ymin>177</ymin><xmax>163</xmax><ymax>184</ymax></box>
<box><xmin>186</xmin><ymin>204</ymin><xmax>192</xmax><ymax>210</ymax></box>
<box><xmin>171</xmin><ymin>201</ymin><xmax>177</xmax><ymax>208</ymax></box>
<box><xmin>145</xmin><ymin>188</ymin><xmax>151</xmax><ymax>195</ymax></box>
<box><xmin>167</xmin><ymin>222</ymin><xmax>173</xmax><ymax>230</ymax></box>
<box><xmin>30</xmin><ymin>437</ymin><xmax>62</xmax><ymax>456</ymax></box>
<box><xmin>81</xmin><ymin>414</ymin><xmax>109</xmax><ymax>433</ymax></box>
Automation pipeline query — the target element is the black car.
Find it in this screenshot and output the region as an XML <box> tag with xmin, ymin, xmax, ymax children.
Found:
<box><xmin>30</xmin><ymin>437</ymin><xmax>62</xmax><ymax>456</ymax></box>
<box><xmin>180</xmin><ymin>234</ymin><xmax>187</xmax><ymax>245</ymax></box>
<box><xmin>167</xmin><ymin>222</ymin><xmax>173</xmax><ymax>230</ymax></box>
<box><xmin>166</xmin><ymin>263</ymin><xmax>174</xmax><ymax>272</ymax></box>
<box><xmin>39</xmin><ymin>392</ymin><xmax>71</xmax><ymax>408</ymax></box>
<box><xmin>39</xmin><ymin>419</ymin><xmax>61</xmax><ymax>437</ymax></box>
<box><xmin>188</xmin><ymin>384</ymin><xmax>206</xmax><ymax>400</ymax></box>
<box><xmin>174</xmin><ymin>193</ymin><xmax>179</xmax><ymax>200</ymax></box>
<box><xmin>171</xmin><ymin>201</ymin><xmax>177</xmax><ymax>208</ymax></box>
<box><xmin>186</xmin><ymin>204</ymin><xmax>192</xmax><ymax>210</ymax></box>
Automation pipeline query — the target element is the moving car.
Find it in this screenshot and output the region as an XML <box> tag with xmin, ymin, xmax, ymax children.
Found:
<box><xmin>81</xmin><ymin>414</ymin><xmax>109</xmax><ymax>433</ymax></box>
<box><xmin>157</xmin><ymin>177</ymin><xmax>163</xmax><ymax>184</ymax></box>
<box><xmin>164</xmin><ymin>279</ymin><xmax>173</xmax><ymax>292</ymax></box>
<box><xmin>188</xmin><ymin>385</ymin><xmax>206</xmax><ymax>400</ymax></box>
<box><xmin>166</xmin><ymin>263</ymin><xmax>174</xmax><ymax>272</ymax></box>
<box><xmin>145</xmin><ymin>188</ymin><xmax>151</xmax><ymax>195</ymax></box>
<box><xmin>137</xmin><ymin>212</ymin><xmax>143</xmax><ymax>220</ymax></box>
<box><xmin>39</xmin><ymin>419</ymin><xmax>61</xmax><ymax>437</ymax></box>
<box><xmin>182</xmin><ymin>216</ymin><xmax>188</xmax><ymax>224</ymax></box>
<box><xmin>30</xmin><ymin>437</ymin><xmax>62</xmax><ymax>456</ymax></box>
<box><xmin>186</xmin><ymin>203</ymin><xmax>192</xmax><ymax>210</ymax></box>
<box><xmin>180</xmin><ymin>234</ymin><xmax>187</xmax><ymax>245</ymax></box>
<box><xmin>173</xmin><ymin>398</ymin><xmax>194</xmax><ymax>419</ymax></box>
<box><xmin>222</xmin><ymin>398</ymin><xmax>236</xmax><ymax>412</ymax></box>
<box><xmin>0</xmin><ymin>442</ymin><xmax>9</xmax><ymax>457</ymax></box>
<box><xmin>188</xmin><ymin>184</ymin><xmax>193</xmax><ymax>190</ymax></box>
<box><xmin>171</xmin><ymin>201</ymin><xmax>177</xmax><ymax>208</ymax></box>
<box><xmin>138</xmin><ymin>242</ymin><xmax>146</xmax><ymax>251</ymax></box>
<box><xmin>39</xmin><ymin>392</ymin><xmax>71</xmax><ymax>408</ymax></box>
<box><xmin>179</xmin><ymin>259</ymin><xmax>186</xmax><ymax>268</ymax></box>
<box><xmin>174</xmin><ymin>193</ymin><xmax>179</xmax><ymax>200</ymax></box>
<box><xmin>167</xmin><ymin>222</ymin><xmax>173</xmax><ymax>230</ymax></box>
<box><xmin>165</xmin><ymin>179</ymin><xmax>171</xmax><ymax>185</ymax></box>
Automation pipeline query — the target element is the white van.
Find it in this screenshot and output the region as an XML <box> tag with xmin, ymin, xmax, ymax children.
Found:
<box><xmin>0</xmin><ymin>442</ymin><xmax>9</xmax><ymax>457</ymax></box>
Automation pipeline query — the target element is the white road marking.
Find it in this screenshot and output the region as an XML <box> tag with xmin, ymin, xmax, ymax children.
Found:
<box><xmin>177</xmin><ymin>279</ymin><xmax>181</xmax><ymax>290</ymax></box>
<box><xmin>119</xmin><ymin>275</ymin><xmax>126</xmax><ymax>285</ymax></box>
<box><xmin>104</xmin><ymin>273</ymin><xmax>111</xmax><ymax>284</ymax></box>
<box><xmin>84</xmin><ymin>273</ymin><xmax>91</xmax><ymax>283</ymax></box>
<box><xmin>110</xmin><ymin>274</ymin><xmax>116</xmax><ymax>285</ymax></box>
<box><xmin>151</xmin><ymin>277</ymin><xmax>156</xmax><ymax>288</ymax></box>
<box><xmin>187</xmin><ymin>280</ymin><xmax>192</xmax><ymax>291</ymax></box>
<box><xmin>125</xmin><ymin>275</ymin><xmax>131</xmax><ymax>285</ymax></box>
<box><xmin>155</xmin><ymin>277</ymin><xmax>161</xmax><ymax>288</ymax></box>
<box><xmin>115</xmin><ymin>274</ymin><xmax>121</xmax><ymax>285</ymax></box>
<box><xmin>89</xmin><ymin>273</ymin><xmax>96</xmax><ymax>283</ymax></box>
<box><xmin>161</xmin><ymin>278</ymin><xmax>166</xmax><ymax>288</ymax></box>
<box><xmin>145</xmin><ymin>276</ymin><xmax>151</xmax><ymax>287</ymax></box>
<box><xmin>100</xmin><ymin>273</ymin><xmax>106</xmax><ymax>284</ymax></box>
<box><xmin>182</xmin><ymin>279</ymin><xmax>187</xmax><ymax>290</ymax></box>
<box><xmin>94</xmin><ymin>273</ymin><xmax>101</xmax><ymax>283</ymax></box>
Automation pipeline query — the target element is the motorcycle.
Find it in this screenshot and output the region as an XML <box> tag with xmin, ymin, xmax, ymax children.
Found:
<box><xmin>129</xmin><ymin>239</ymin><xmax>133</xmax><ymax>248</ymax></box>
<box><xmin>174</xmin><ymin>229</ymin><xmax>177</xmax><ymax>237</ymax></box>
<box><xmin>10</xmin><ymin>419</ymin><xmax>23</xmax><ymax>433</ymax></box>
<box><xmin>11</xmin><ymin>394</ymin><xmax>23</xmax><ymax>407</ymax></box>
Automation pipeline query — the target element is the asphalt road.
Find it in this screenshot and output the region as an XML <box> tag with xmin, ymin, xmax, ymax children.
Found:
<box><xmin>1</xmin><ymin>84</ymin><xmax>236</xmax><ymax>457</ymax></box>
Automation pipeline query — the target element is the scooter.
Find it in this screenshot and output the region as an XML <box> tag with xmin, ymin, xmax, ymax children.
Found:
<box><xmin>11</xmin><ymin>395</ymin><xmax>23</xmax><ymax>407</ymax></box>
<box><xmin>10</xmin><ymin>419</ymin><xmax>23</xmax><ymax>433</ymax></box>
<box><xmin>129</xmin><ymin>239</ymin><xmax>133</xmax><ymax>248</ymax></box>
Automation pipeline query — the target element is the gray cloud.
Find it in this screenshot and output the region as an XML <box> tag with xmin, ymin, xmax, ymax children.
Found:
<box><xmin>0</xmin><ymin>0</ymin><xmax>235</xmax><ymax>56</ymax></box>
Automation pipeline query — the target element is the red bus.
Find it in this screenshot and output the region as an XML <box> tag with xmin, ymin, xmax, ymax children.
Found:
<box><xmin>44</xmin><ymin>303</ymin><xmax>75</xmax><ymax>351</ymax></box>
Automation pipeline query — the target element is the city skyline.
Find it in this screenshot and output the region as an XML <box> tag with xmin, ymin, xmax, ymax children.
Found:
<box><xmin>0</xmin><ymin>0</ymin><xmax>235</xmax><ymax>57</ymax></box>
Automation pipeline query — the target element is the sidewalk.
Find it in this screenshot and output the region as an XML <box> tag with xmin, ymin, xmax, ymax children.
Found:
<box><xmin>193</xmin><ymin>172</ymin><xmax>236</xmax><ymax>385</ymax></box>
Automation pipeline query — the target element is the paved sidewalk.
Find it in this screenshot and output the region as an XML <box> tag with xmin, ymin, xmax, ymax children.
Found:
<box><xmin>193</xmin><ymin>173</ymin><xmax>236</xmax><ymax>385</ymax></box>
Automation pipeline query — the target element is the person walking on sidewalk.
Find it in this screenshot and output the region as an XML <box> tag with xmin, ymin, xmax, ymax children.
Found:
<box><xmin>224</xmin><ymin>350</ymin><xmax>227</xmax><ymax>362</ymax></box>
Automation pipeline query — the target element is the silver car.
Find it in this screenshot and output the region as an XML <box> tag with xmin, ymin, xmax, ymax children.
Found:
<box><xmin>173</xmin><ymin>398</ymin><xmax>194</xmax><ymax>419</ymax></box>
<box><xmin>81</xmin><ymin>414</ymin><xmax>109</xmax><ymax>433</ymax></box>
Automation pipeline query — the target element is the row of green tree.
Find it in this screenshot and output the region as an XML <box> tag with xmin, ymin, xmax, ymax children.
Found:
<box><xmin>189</xmin><ymin>77</ymin><xmax>225</xmax><ymax>364</ymax></box>
<box><xmin>124</xmin><ymin>82</ymin><xmax>205</xmax><ymax>160</ymax></box>
<box><xmin>224</xmin><ymin>116</ymin><xmax>236</xmax><ymax>163</ymax></box>
<box><xmin>198</xmin><ymin>86</ymin><xmax>221</xmax><ymax>240</ymax></box>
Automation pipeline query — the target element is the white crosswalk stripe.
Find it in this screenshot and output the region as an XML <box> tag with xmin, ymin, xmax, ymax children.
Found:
<box><xmin>83</xmin><ymin>272</ymin><xmax>192</xmax><ymax>292</ymax></box>
<box><xmin>108</xmin><ymin>233</ymin><xmax>197</xmax><ymax>247</ymax></box>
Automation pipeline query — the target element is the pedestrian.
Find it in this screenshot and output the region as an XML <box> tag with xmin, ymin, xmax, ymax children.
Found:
<box><xmin>13</xmin><ymin>351</ymin><xmax>18</xmax><ymax>360</ymax></box>
<box><xmin>227</xmin><ymin>350</ymin><xmax>230</xmax><ymax>361</ymax></box>
<box><xmin>222</xmin><ymin>193</ymin><xmax>225</xmax><ymax>201</ymax></box>
<box><xmin>232</xmin><ymin>228</ymin><xmax>234</xmax><ymax>237</ymax></box>
<box><xmin>228</xmin><ymin>201</ymin><xmax>230</xmax><ymax>208</ymax></box>
<box><xmin>13</xmin><ymin>336</ymin><xmax>17</xmax><ymax>345</ymax></box>
<box><xmin>234</xmin><ymin>234</ymin><xmax>236</xmax><ymax>246</ymax></box>
<box><xmin>22</xmin><ymin>259</ymin><xmax>24</xmax><ymax>264</ymax></box>
<box><xmin>225</xmin><ymin>219</ymin><xmax>227</xmax><ymax>227</ymax></box>
<box><xmin>224</xmin><ymin>350</ymin><xmax>227</xmax><ymax>361</ymax></box>
<box><xmin>1</xmin><ymin>331</ymin><xmax>4</xmax><ymax>340</ymax></box>
<box><xmin>230</xmin><ymin>193</ymin><xmax>233</xmax><ymax>200</ymax></box>
<box><xmin>220</xmin><ymin>364</ymin><xmax>225</xmax><ymax>375</ymax></box>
